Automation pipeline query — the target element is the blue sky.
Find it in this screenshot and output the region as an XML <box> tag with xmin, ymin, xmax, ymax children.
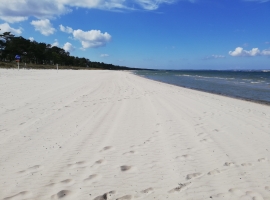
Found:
<box><xmin>0</xmin><ymin>0</ymin><xmax>269</xmax><ymax>69</ymax></box>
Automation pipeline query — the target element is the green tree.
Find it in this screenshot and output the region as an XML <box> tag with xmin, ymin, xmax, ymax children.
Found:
<box><xmin>0</xmin><ymin>30</ymin><xmax>15</xmax><ymax>61</ymax></box>
<box><xmin>0</xmin><ymin>33</ymin><xmax>136</xmax><ymax>70</ymax></box>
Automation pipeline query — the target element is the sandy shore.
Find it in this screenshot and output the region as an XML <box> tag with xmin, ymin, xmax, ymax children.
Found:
<box><xmin>0</xmin><ymin>69</ymin><xmax>270</xmax><ymax>200</ymax></box>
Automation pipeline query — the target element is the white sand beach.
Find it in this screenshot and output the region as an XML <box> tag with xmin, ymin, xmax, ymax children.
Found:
<box><xmin>0</xmin><ymin>69</ymin><xmax>270</xmax><ymax>200</ymax></box>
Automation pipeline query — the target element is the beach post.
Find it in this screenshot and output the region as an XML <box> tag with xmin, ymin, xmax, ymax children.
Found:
<box><xmin>15</xmin><ymin>55</ymin><xmax>20</xmax><ymax>70</ymax></box>
<box><xmin>23</xmin><ymin>52</ymin><xmax>27</xmax><ymax>69</ymax></box>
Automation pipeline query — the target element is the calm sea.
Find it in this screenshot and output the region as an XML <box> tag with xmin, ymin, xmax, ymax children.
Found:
<box><xmin>135</xmin><ymin>70</ymin><xmax>270</xmax><ymax>105</ymax></box>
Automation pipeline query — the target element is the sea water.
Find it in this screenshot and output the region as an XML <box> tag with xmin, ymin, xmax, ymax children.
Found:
<box><xmin>135</xmin><ymin>70</ymin><xmax>270</xmax><ymax>104</ymax></box>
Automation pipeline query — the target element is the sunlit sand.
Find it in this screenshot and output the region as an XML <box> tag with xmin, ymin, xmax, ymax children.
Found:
<box><xmin>1</xmin><ymin>69</ymin><xmax>270</xmax><ymax>200</ymax></box>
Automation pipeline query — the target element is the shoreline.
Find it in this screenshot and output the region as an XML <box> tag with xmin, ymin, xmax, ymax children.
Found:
<box><xmin>134</xmin><ymin>73</ymin><xmax>270</xmax><ymax>107</ymax></box>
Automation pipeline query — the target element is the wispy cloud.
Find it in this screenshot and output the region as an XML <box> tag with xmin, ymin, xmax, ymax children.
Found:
<box><xmin>31</xmin><ymin>19</ymin><xmax>56</xmax><ymax>36</ymax></box>
<box><xmin>100</xmin><ymin>54</ymin><xmax>109</xmax><ymax>57</ymax></box>
<box><xmin>0</xmin><ymin>0</ymin><xmax>267</xmax><ymax>24</ymax></box>
<box><xmin>0</xmin><ymin>1</ymin><xmax>70</xmax><ymax>23</ymax></box>
<box><xmin>203</xmin><ymin>55</ymin><xmax>225</xmax><ymax>60</ymax></box>
<box><xmin>243</xmin><ymin>0</ymin><xmax>270</xmax><ymax>2</ymax></box>
<box><xmin>134</xmin><ymin>0</ymin><xmax>177</xmax><ymax>10</ymax></box>
<box><xmin>229</xmin><ymin>47</ymin><xmax>270</xmax><ymax>56</ymax></box>
<box><xmin>0</xmin><ymin>0</ymin><xmax>182</xmax><ymax>23</ymax></box>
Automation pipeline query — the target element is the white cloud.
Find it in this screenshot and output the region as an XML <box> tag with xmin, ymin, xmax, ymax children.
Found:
<box><xmin>134</xmin><ymin>0</ymin><xmax>177</xmax><ymax>10</ymax></box>
<box><xmin>0</xmin><ymin>23</ymin><xmax>22</xmax><ymax>35</ymax></box>
<box><xmin>100</xmin><ymin>54</ymin><xmax>109</xmax><ymax>57</ymax></box>
<box><xmin>52</xmin><ymin>39</ymin><xmax>59</xmax><ymax>47</ymax></box>
<box><xmin>73</xmin><ymin>29</ymin><xmax>111</xmax><ymax>49</ymax></box>
<box><xmin>0</xmin><ymin>0</ymin><xmax>180</xmax><ymax>23</ymax></box>
<box><xmin>63</xmin><ymin>42</ymin><xmax>75</xmax><ymax>52</ymax></box>
<box><xmin>1</xmin><ymin>0</ymin><xmax>266</xmax><ymax>24</ymax></box>
<box><xmin>59</xmin><ymin>24</ymin><xmax>73</xmax><ymax>34</ymax></box>
<box><xmin>229</xmin><ymin>47</ymin><xmax>261</xmax><ymax>57</ymax></box>
<box><xmin>61</xmin><ymin>0</ymin><xmax>129</xmax><ymax>10</ymax></box>
<box><xmin>261</xmin><ymin>49</ymin><xmax>270</xmax><ymax>56</ymax></box>
<box><xmin>0</xmin><ymin>16</ymin><xmax>28</xmax><ymax>24</ymax></box>
<box><xmin>229</xmin><ymin>47</ymin><xmax>270</xmax><ymax>57</ymax></box>
<box><xmin>0</xmin><ymin>1</ymin><xmax>70</xmax><ymax>23</ymax></box>
<box><xmin>31</xmin><ymin>19</ymin><xmax>56</xmax><ymax>36</ymax></box>
<box><xmin>29</xmin><ymin>37</ymin><xmax>34</xmax><ymax>41</ymax></box>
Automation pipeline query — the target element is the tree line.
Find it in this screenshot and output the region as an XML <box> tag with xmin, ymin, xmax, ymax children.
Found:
<box><xmin>0</xmin><ymin>31</ymin><xmax>139</xmax><ymax>70</ymax></box>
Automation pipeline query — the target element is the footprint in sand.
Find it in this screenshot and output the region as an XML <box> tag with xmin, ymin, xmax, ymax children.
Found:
<box><xmin>176</xmin><ymin>154</ymin><xmax>193</xmax><ymax>161</ymax></box>
<box><xmin>186</xmin><ymin>173</ymin><xmax>203</xmax><ymax>180</ymax></box>
<box><xmin>51</xmin><ymin>190</ymin><xmax>74</xmax><ymax>199</ymax></box>
<box><xmin>46</xmin><ymin>179</ymin><xmax>74</xmax><ymax>187</ymax></box>
<box><xmin>88</xmin><ymin>159</ymin><xmax>106</xmax><ymax>169</ymax></box>
<box><xmin>224</xmin><ymin>162</ymin><xmax>235</xmax><ymax>167</ymax></box>
<box><xmin>94</xmin><ymin>191</ymin><xmax>116</xmax><ymax>200</ymax></box>
<box><xmin>17</xmin><ymin>165</ymin><xmax>43</xmax><ymax>175</ymax></box>
<box><xmin>258</xmin><ymin>158</ymin><xmax>267</xmax><ymax>162</ymax></box>
<box><xmin>83</xmin><ymin>174</ymin><xmax>102</xmax><ymax>183</ymax></box>
<box><xmin>123</xmin><ymin>151</ymin><xmax>137</xmax><ymax>155</ymax></box>
<box><xmin>141</xmin><ymin>187</ymin><xmax>154</xmax><ymax>194</ymax></box>
<box><xmin>200</xmin><ymin>138</ymin><xmax>213</xmax><ymax>143</ymax></box>
<box><xmin>207</xmin><ymin>169</ymin><xmax>221</xmax><ymax>175</ymax></box>
<box><xmin>60</xmin><ymin>179</ymin><xmax>73</xmax><ymax>184</ymax></box>
<box><xmin>95</xmin><ymin>159</ymin><xmax>105</xmax><ymax>164</ymax></box>
<box><xmin>91</xmin><ymin>159</ymin><xmax>106</xmax><ymax>168</ymax></box>
<box><xmin>136</xmin><ymin>187</ymin><xmax>154</xmax><ymax>198</ymax></box>
<box><xmin>67</xmin><ymin>161</ymin><xmax>89</xmax><ymax>168</ymax></box>
<box><xmin>3</xmin><ymin>191</ymin><xmax>32</xmax><ymax>200</ymax></box>
<box><xmin>100</xmin><ymin>146</ymin><xmax>114</xmax><ymax>152</ymax></box>
<box><xmin>120</xmin><ymin>165</ymin><xmax>136</xmax><ymax>172</ymax></box>
<box><xmin>241</xmin><ymin>163</ymin><xmax>253</xmax><ymax>167</ymax></box>
<box><xmin>228</xmin><ymin>188</ymin><xmax>245</xmax><ymax>196</ymax></box>
<box><xmin>116</xmin><ymin>195</ymin><xmax>133</xmax><ymax>200</ymax></box>
<box><xmin>197</xmin><ymin>133</ymin><xmax>206</xmax><ymax>137</ymax></box>
<box><xmin>168</xmin><ymin>182</ymin><xmax>192</xmax><ymax>193</ymax></box>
